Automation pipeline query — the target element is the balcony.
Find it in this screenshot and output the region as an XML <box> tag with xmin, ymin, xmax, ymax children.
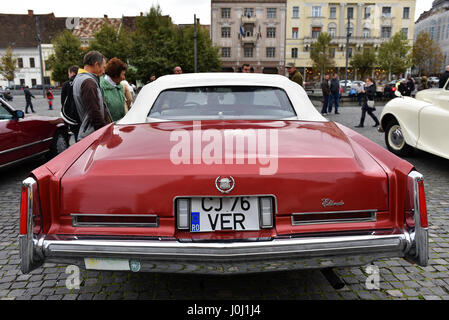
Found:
<box><xmin>241</xmin><ymin>15</ymin><xmax>257</xmax><ymax>24</ymax></box>
<box><xmin>240</xmin><ymin>35</ymin><xmax>258</xmax><ymax>44</ymax></box>
<box><xmin>304</xmin><ymin>36</ymin><xmax>383</xmax><ymax>47</ymax></box>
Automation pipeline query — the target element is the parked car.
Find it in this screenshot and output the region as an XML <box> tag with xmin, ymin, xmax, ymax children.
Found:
<box><xmin>19</xmin><ymin>73</ymin><xmax>429</xmax><ymax>275</ymax></box>
<box><xmin>340</xmin><ymin>80</ymin><xmax>352</xmax><ymax>89</ymax></box>
<box><xmin>383</xmin><ymin>80</ymin><xmax>399</xmax><ymax>100</ymax></box>
<box><xmin>351</xmin><ymin>80</ymin><xmax>365</xmax><ymax>89</ymax></box>
<box><xmin>379</xmin><ymin>77</ymin><xmax>449</xmax><ymax>160</ymax></box>
<box><xmin>0</xmin><ymin>97</ymin><xmax>69</xmax><ymax>170</ymax></box>
<box><xmin>428</xmin><ymin>77</ymin><xmax>439</xmax><ymax>87</ymax></box>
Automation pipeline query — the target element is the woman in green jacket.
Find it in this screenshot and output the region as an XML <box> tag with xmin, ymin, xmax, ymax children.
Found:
<box><xmin>100</xmin><ymin>57</ymin><xmax>127</xmax><ymax>121</ymax></box>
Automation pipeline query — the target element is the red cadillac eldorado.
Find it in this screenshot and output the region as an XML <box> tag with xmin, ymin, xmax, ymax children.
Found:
<box><xmin>0</xmin><ymin>97</ymin><xmax>69</xmax><ymax>170</ymax></box>
<box><xmin>19</xmin><ymin>74</ymin><xmax>428</xmax><ymax>275</ymax></box>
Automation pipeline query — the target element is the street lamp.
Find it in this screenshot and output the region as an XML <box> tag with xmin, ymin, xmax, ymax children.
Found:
<box><xmin>344</xmin><ymin>15</ymin><xmax>351</xmax><ymax>93</ymax></box>
<box><xmin>35</xmin><ymin>16</ymin><xmax>46</xmax><ymax>98</ymax></box>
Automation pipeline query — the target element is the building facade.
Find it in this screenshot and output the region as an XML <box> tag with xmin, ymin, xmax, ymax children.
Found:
<box><xmin>285</xmin><ymin>0</ymin><xmax>416</xmax><ymax>81</ymax></box>
<box><xmin>415</xmin><ymin>0</ymin><xmax>449</xmax><ymax>68</ymax></box>
<box><xmin>211</xmin><ymin>0</ymin><xmax>287</xmax><ymax>74</ymax></box>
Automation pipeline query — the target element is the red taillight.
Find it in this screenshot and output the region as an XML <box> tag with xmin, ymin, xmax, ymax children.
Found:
<box><xmin>392</xmin><ymin>87</ymin><xmax>396</xmax><ymax>91</ymax></box>
<box><xmin>20</xmin><ymin>185</ymin><xmax>29</xmax><ymax>235</ymax></box>
<box><xmin>418</xmin><ymin>179</ymin><xmax>428</xmax><ymax>228</ymax></box>
<box><xmin>405</xmin><ymin>171</ymin><xmax>428</xmax><ymax>229</ymax></box>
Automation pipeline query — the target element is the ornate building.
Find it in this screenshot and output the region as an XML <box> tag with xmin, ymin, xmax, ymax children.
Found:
<box><xmin>211</xmin><ymin>0</ymin><xmax>287</xmax><ymax>73</ymax></box>
<box><xmin>415</xmin><ymin>0</ymin><xmax>449</xmax><ymax>68</ymax></box>
<box><xmin>285</xmin><ymin>0</ymin><xmax>416</xmax><ymax>81</ymax></box>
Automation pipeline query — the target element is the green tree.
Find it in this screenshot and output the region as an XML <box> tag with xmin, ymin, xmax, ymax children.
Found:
<box><xmin>176</xmin><ymin>25</ymin><xmax>221</xmax><ymax>73</ymax></box>
<box><xmin>0</xmin><ymin>47</ymin><xmax>17</xmax><ymax>86</ymax></box>
<box><xmin>47</xmin><ymin>30</ymin><xmax>84</xmax><ymax>84</ymax></box>
<box><xmin>88</xmin><ymin>22</ymin><xmax>132</xmax><ymax>62</ymax></box>
<box><xmin>350</xmin><ymin>49</ymin><xmax>376</xmax><ymax>80</ymax></box>
<box><xmin>310</xmin><ymin>33</ymin><xmax>335</xmax><ymax>80</ymax></box>
<box><xmin>129</xmin><ymin>6</ymin><xmax>181</xmax><ymax>81</ymax></box>
<box><xmin>412</xmin><ymin>32</ymin><xmax>444</xmax><ymax>76</ymax></box>
<box><xmin>377</xmin><ymin>32</ymin><xmax>412</xmax><ymax>80</ymax></box>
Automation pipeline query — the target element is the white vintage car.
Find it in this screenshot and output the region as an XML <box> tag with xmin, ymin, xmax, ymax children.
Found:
<box><xmin>379</xmin><ymin>78</ymin><xmax>449</xmax><ymax>159</ymax></box>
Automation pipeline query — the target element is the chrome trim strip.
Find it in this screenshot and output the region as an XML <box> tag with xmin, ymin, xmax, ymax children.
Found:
<box><xmin>71</xmin><ymin>214</ymin><xmax>159</xmax><ymax>228</ymax></box>
<box><xmin>291</xmin><ymin>209</ymin><xmax>377</xmax><ymax>226</ymax></box>
<box><xmin>0</xmin><ymin>137</ymin><xmax>53</xmax><ymax>155</ymax></box>
<box><xmin>39</xmin><ymin>233</ymin><xmax>409</xmax><ymax>262</ymax></box>
<box><xmin>0</xmin><ymin>150</ymin><xmax>49</xmax><ymax>169</ymax></box>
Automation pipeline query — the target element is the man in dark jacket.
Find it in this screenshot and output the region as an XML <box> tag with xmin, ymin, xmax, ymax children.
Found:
<box><xmin>405</xmin><ymin>76</ymin><xmax>415</xmax><ymax>96</ymax></box>
<box><xmin>23</xmin><ymin>86</ymin><xmax>35</xmax><ymax>113</ymax></box>
<box><xmin>73</xmin><ymin>51</ymin><xmax>112</xmax><ymax>141</ymax></box>
<box><xmin>328</xmin><ymin>73</ymin><xmax>341</xmax><ymax>114</ymax></box>
<box><xmin>320</xmin><ymin>74</ymin><xmax>330</xmax><ymax>115</ymax></box>
<box><xmin>439</xmin><ymin>65</ymin><xmax>449</xmax><ymax>88</ymax></box>
<box><xmin>61</xmin><ymin>65</ymin><xmax>79</xmax><ymax>105</ymax></box>
<box><xmin>286</xmin><ymin>63</ymin><xmax>303</xmax><ymax>86</ymax></box>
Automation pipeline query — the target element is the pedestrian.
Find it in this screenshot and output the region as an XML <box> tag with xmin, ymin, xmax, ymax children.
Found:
<box><xmin>61</xmin><ymin>66</ymin><xmax>79</xmax><ymax>106</ymax></box>
<box><xmin>439</xmin><ymin>65</ymin><xmax>449</xmax><ymax>88</ymax></box>
<box><xmin>73</xmin><ymin>50</ymin><xmax>112</xmax><ymax>141</ymax></box>
<box><xmin>174</xmin><ymin>66</ymin><xmax>183</xmax><ymax>74</ymax></box>
<box><xmin>23</xmin><ymin>86</ymin><xmax>35</xmax><ymax>113</ymax></box>
<box><xmin>356</xmin><ymin>83</ymin><xmax>363</xmax><ymax>106</ymax></box>
<box><xmin>320</xmin><ymin>74</ymin><xmax>330</xmax><ymax>115</ymax></box>
<box><xmin>286</xmin><ymin>63</ymin><xmax>303</xmax><ymax>86</ymax></box>
<box><xmin>328</xmin><ymin>73</ymin><xmax>341</xmax><ymax>114</ymax></box>
<box><xmin>355</xmin><ymin>77</ymin><xmax>380</xmax><ymax>128</ymax></box>
<box><xmin>418</xmin><ymin>76</ymin><xmax>429</xmax><ymax>91</ymax></box>
<box><xmin>100</xmin><ymin>57</ymin><xmax>128</xmax><ymax>121</ymax></box>
<box><xmin>46</xmin><ymin>89</ymin><xmax>54</xmax><ymax>110</ymax></box>
<box><xmin>241</xmin><ymin>64</ymin><xmax>251</xmax><ymax>73</ymax></box>
<box><xmin>397</xmin><ymin>79</ymin><xmax>408</xmax><ymax>96</ymax></box>
<box><xmin>406</xmin><ymin>76</ymin><xmax>415</xmax><ymax>96</ymax></box>
<box><xmin>121</xmin><ymin>79</ymin><xmax>134</xmax><ymax>113</ymax></box>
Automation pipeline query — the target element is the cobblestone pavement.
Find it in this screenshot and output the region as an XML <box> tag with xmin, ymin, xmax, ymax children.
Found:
<box><xmin>0</xmin><ymin>96</ymin><xmax>448</xmax><ymax>300</ymax></box>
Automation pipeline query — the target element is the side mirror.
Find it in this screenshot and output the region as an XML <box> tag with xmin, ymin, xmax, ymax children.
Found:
<box><xmin>14</xmin><ymin>110</ymin><xmax>25</xmax><ymax>119</ymax></box>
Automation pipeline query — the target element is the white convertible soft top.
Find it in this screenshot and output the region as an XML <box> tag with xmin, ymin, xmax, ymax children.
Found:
<box><xmin>117</xmin><ymin>73</ymin><xmax>326</xmax><ymax>124</ymax></box>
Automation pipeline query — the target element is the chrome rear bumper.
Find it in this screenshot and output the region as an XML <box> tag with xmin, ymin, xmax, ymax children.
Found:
<box><xmin>20</xmin><ymin>229</ymin><xmax>426</xmax><ymax>274</ymax></box>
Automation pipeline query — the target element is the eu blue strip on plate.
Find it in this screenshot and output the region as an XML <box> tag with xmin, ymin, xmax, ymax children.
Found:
<box><xmin>191</xmin><ymin>212</ymin><xmax>200</xmax><ymax>232</ymax></box>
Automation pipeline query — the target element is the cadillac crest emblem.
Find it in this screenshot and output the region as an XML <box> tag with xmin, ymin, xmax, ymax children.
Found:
<box><xmin>215</xmin><ymin>176</ymin><xmax>235</xmax><ymax>194</ymax></box>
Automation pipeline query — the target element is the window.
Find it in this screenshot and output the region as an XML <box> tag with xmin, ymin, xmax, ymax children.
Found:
<box><xmin>401</xmin><ymin>28</ymin><xmax>409</xmax><ymax>38</ymax></box>
<box><xmin>18</xmin><ymin>58</ymin><xmax>23</xmax><ymax>68</ymax></box>
<box><xmin>267</xmin><ymin>27</ymin><xmax>276</xmax><ymax>38</ymax></box>
<box><xmin>266</xmin><ymin>47</ymin><xmax>275</xmax><ymax>58</ymax></box>
<box><xmin>222</xmin><ymin>47</ymin><xmax>231</xmax><ymax>58</ymax></box>
<box><xmin>312</xmin><ymin>6</ymin><xmax>321</xmax><ymax>17</ymax></box>
<box><xmin>330</xmin><ymin>6</ymin><xmax>337</xmax><ymax>19</ymax></box>
<box><xmin>348</xmin><ymin>48</ymin><xmax>353</xmax><ymax>58</ymax></box>
<box><xmin>0</xmin><ymin>103</ymin><xmax>14</xmax><ymax>120</ymax></box>
<box><xmin>328</xmin><ymin>25</ymin><xmax>336</xmax><ymax>38</ymax></box>
<box><xmin>267</xmin><ymin>8</ymin><xmax>276</xmax><ymax>19</ymax></box>
<box><xmin>364</xmin><ymin>7</ymin><xmax>371</xmax><ymax>19</ymax></box>
<box><xmin>31</xmin><ymin>79</ymin><xmax>37</xmax><ymax>86</ymax></box>
<box><xmin>292</xmin><ymin>27</ymin><xmax>299</xmax><ymax>39</ymax></box>
<box><xmin>20</xmin><ymin>79</ymin><xmax>25</xmax><ymax>86</ymax></box>
<box><xmin>244</xmin><ymin>47</ymin><xmax>253</xmax><ymax>58</ymax></box>
<box><xmin>29</xmin><ymin>57</ymin><xmax>35</xmax><ymax>68</ymax></box>
<box><xmin>330</xmin><ymin>47</ymin><xmax>336</xmax><ymax>58</ymax></box>
<box><xmin>221</xmin><ymin>27</ymin><xmax>231</xmax><ymax>38</ymax></box>
<box><xmin>347</xmin><ymin>7</ymin><xmax>354</xmax><ymax>19</ymax></box>
<box><xmin>312</xmin><ymin>27</ymin><xmax>321</xmax><ymax>39</ymax></box>
<box><xmin>292</xmin><ymin>6</ymin><xmax>299</xmax><ymax>18</ymax></box>
<box><xmin>221</xmin><ymin>8</ymin><xmax>231</xmax><ymax>19</ymax></box>
<box><xmin>382</xmin><ymin>7</ymin><xmax>392</xmax><ymax>17</ymax></box>
<box><xmin>292</xmin><ymin>48</ymin><xmax>298</xmax><ymax>58</ymax></box>
<box><xmin>381</xmin><ymin>26</ymin><xmax>392</xmax><ymax>38</ymax></box>
<box><xmin>148</xmin><ymin>86</ymin><xmax>296</xmax><ymax>121</ymax></box>
<box><xmin>244</xmin><ymin>8</ymin><xmax>254</xmax><ymax>18</ymax></box>
<box><xmin>363</xmin><ymin>28</ymin><xmax>371</xmax><ymax>38</ymax></box>
<box><xmin>430</xmin><ymin>26</ymin><xmax>435</xmax><ymax>40</ymax></box>
<box><xmin>437</xmin><ymin>26</ymin><xmax>441</xmax><ymax>40</ymax></box>
<box><xmin>403</xmin><ymin>7</ymin><xmax>410</xmax><ymax>19</ymax></box>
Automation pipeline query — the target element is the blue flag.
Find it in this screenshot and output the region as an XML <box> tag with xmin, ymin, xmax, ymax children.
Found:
<box><xmin>240</xmin><ymin>26</ymin><xmax>245</xmax><ymax>38</ymax></box>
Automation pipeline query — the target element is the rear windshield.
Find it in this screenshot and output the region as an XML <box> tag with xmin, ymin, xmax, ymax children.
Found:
<box><xmin>148</xmin><ymin>86</ymin><xmax>296</xmax><ymax>121</ymax></box>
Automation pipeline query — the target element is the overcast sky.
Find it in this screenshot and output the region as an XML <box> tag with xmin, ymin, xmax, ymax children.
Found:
<box><xmin>0</xmin><ymin>0</ymin><xmax>435</xmax><ymax>24</ymax></box>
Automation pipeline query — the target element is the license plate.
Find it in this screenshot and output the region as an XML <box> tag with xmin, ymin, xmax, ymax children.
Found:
<box><xmin>190</xmin><ymin>197</ymin><xmax>260</xmax><ymax>232</ymax></box>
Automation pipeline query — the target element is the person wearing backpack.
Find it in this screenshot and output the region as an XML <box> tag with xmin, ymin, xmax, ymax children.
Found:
<box><xmin>72</xmin><ymin>51</ymin><xmax>112</xmax><ymax>141</ymax></box>
<box><xmin>61</xmin><ymin>66</ymin><xmax>79</xmax><ymax>141</ymax></box>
